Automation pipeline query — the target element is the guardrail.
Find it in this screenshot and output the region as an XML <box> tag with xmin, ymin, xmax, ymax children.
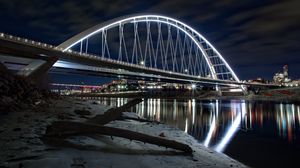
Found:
<box><xmin>0</xmin><ymin>32</ymin><xmax>279</xmax><ymax>87</ymax></box>
<box><xmin>0</xmin><ymin>32</ymin><xmax>212</xmax><ymax>78</ymax></box>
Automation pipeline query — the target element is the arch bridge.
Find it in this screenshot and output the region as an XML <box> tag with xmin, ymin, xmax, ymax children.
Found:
<box><xmin>57</xmin><ymin>14</ymin><xmax>244</xmax><ymax>91</ymax></box>
<box><xmin>0</xmin><ymin>14</ymin><xmax>272</xmax><ymax>92</ymax></box>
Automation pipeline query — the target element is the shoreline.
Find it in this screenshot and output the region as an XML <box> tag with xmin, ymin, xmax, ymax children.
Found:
<box><xmin>66</xmin><ymin>86</ymin><xmax>300</xmax><ymax>103</ymax></box>
<box><xmin>0</xmin><ymin>97</ymin><xmax>247</xmax><ymax>168</ymax></box>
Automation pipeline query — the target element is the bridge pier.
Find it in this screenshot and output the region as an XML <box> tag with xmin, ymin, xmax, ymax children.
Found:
<box><xmin>24</xmin><ymin>56</ymin><xmax>58</xmax><ymax>84</ymax></box>
<box><xmin>0</xmin><ymin>53</ymin><xmax>58</xmax><ymax>85</ymax></box>
<box><xmin>17</xmin><ymin>60</ymin><xmax>47</xmax><ymax>77</ymax></box>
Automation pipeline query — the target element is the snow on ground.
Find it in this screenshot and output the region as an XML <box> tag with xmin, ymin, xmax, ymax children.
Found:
<box><xmin>0</xmin><ymin>98</ymin><xmax>247</xmax><ymax>168</ymax></box>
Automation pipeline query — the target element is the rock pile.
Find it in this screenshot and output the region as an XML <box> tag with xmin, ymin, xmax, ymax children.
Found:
<box><xmin>0</xmin><ymin>63</ymin><xmax>56</xmax><ymax>114</ymax></box>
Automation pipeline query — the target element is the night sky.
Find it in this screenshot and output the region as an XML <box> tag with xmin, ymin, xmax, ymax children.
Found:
<box><xmin>1</xmin><ymin>0</ymin><xmax>299</xmax><ymax>84</ymax></box>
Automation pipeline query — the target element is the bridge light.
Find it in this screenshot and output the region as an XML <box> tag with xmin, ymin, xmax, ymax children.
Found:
<box><xmin>184</xmin><ymin>69</ymin><xmax>188</xmax><ymax>72</ymax></box>
<box><xmin>140</xmin><ymin>60</ymin><xmax>144</xmax><ymax>65</ymax></box>
<box><xmin>191</xmin><ymin>84</ymin><xmax>196</xmax><ymax>89</ymax></box>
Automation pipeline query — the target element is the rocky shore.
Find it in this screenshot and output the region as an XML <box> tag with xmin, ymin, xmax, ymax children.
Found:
<box><xmin>0</xmin><ymin>97</ymin><xmax>247</xmax><ymax>168</ymax></box>
<box><xmin>0</xmin><ymin>63</ymin><xmax>56</xmax><ymax>114</ymax></box>
<box><xmin>0</xmin><ymin>62</ymin><xmax>247</xmax><ymax>168</ymax></box>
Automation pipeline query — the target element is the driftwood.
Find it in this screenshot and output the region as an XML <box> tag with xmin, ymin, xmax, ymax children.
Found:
<box><xmin>45</xmin><ymin>121</ymin><xmax>193</xmax><ymax>153</ymax></box>
<box><xmin>119</xmin><ymin>116</ymin><xmax>161</xmax><ymax>124</ymax></box>
<box><xmin>86</xmin><ymin>98</ymin><xmax>143</xmax><ymax>124</ymax></box>
<box><xmin>44</xmin><ymin>98</ymin><xmax>193</xmax><ymax>154</ymax></box>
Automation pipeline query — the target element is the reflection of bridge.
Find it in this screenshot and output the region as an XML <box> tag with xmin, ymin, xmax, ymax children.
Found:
<box><xmin>130</xmin><ymin>98</ymin><xmax>300</xmax><ymax>152</ymax></box>
<box><xmin>0</xmin><ymin>14</ymin><xmax>277</xmax><ymax>92</ymax></box>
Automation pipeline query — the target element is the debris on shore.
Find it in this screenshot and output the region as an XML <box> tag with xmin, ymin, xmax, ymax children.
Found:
<box><xmin>0</xmin><ymin>63</ymin><xmax>57</xmax><ymax>114</ymax></box>
<box><xmin>0</xmin><ymin>97</ymin><xmax>247</xmax><ymax>168</ymax></box>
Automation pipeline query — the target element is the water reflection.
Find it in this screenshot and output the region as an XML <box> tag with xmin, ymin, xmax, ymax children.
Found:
<box><xmin>90</xmin><ymin>97</ymin><xmax>300</xmax><ymax>148</ymax></box>
<box><xmin>89</xmin><ymin>97</ymin><xmax>300</xmax><ymax>167</ymax></box>
<box><xmin>133</xmin><ymin>99</ymin><xmax>247</xmax><ymax>152</ymax></box>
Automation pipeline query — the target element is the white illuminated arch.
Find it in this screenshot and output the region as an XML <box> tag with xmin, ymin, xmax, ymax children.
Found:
<box><xmin>58</xmin><ymin>14</ymin><xmax>241</xmax><ymax>82</ymax></box>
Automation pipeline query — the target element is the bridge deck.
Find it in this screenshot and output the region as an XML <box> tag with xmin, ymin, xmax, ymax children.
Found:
<box><xmin>0</xmin><ymin>33</ymin><xmax>278</xmax><ymax>87</ymax></box>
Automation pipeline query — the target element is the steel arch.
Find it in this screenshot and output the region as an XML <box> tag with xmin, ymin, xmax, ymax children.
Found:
<box><xmin>58</xmin><ymin>14</ymin><xmax>241</xmax><ymax>83</ymax></box>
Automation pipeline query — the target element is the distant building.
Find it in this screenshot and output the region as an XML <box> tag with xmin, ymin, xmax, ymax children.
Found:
<box><xmin>50</xmin><ymin>83</ymin><xmax>102</xmax><ymax>95</ymax></box>
<box><xmin>273</xmin><ymin>65</ymin><xmax>291</xmax><ymax>84</ymax></box>
<box><xmin>248</xmin><ymin>77</ymin><xmax>269</xmax><ymax>84</ymax></box>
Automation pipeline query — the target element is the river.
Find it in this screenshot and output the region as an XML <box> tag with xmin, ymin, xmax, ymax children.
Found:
<box><xmin>85</xmin><ymin>97</ymin><xmax>300</xmax><ymax>167</ymax></box>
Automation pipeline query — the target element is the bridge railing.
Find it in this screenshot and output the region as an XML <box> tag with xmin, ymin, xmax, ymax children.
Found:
<box><xmin>1</xmin><ymin>32</ymin><xmax>263</xmax><ymax>87</ymax></box>
<box><xmin>1</xmin><ymin>32</ymin><xmax>211</xmax><ymax>79</ymax></box>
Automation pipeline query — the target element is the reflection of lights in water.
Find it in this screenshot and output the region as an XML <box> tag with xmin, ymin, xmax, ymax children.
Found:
<box><xmin>275</xmin><ymin>103</ymin><xmax>299</xmax><ymax>141</ymax></box>
<box><xmin>298</xmin><ymin>106</ymin><xmax>300</xmax><ymax>126</ymax></box>
<box><xmin>203</xmin><ymin>100</ymin><xmax>219</xmax><ymax>147</ymax></box>
<box><xmin>215</xmin><ymin>112</ymin><xmax>241</xmax><ymax>152</ymax></box>
<box><xmin>281</xmin><ymin>104</ymin><xmax>287</xmax><ymax>138</ymax></box>
<box><xmin>203</xmin><ymin>115</ymin><xmax>216</xmax><ymax>147</ymax></box>
<box><xmin>117</xmin><ymin>97</ymin><xmax>120</xmax><ymax>107</ymax></box>
<box><xmin>286</xmin><ymin>104</ymin><xmax>294</xmax><ymax>142</ymax></box>
<box><xmin>184</xmin><ymin>118</ymin><xmax>188</xmax><ymax>133</ymax></box>
<box><xmin>173</xmin><ymin>99</ymin><xmax>177</xmax><ymax>120</ymax></box>
<box><xmin>216</xmin><ymin>100</ymin><xmax>219</xmax><ymax>118</ymax></box>
<box><xmin>276</xmin><ymin>108</ymin><xmax>281</xmax><ymax>137</ymax></box>
<box><xmin>292</xmin><ymin>104</ymin><xmax>295</xmax><ymax>126</ymax></box>
<box><xmin>188</xmin><ymin>100</ymin><xmax>192</xmax><ymax>116</ymax></box>
<box><xmin>157</xmin><ymin>99</ymin><xmax>161</xmax><ymax>121</ymax></box>
<box><xmin>241</xmin><ymin>101</ymin><xmax>247</xmax><ymax>130</ymax></box>
<box><xmin>149</xmin><ymin>99</ymin><xmax>153</xmax><ymax>118</ymax></box>
<box><xmin>241</xmin><ymin>101</ymin><xmax>246</xmax><ymax>120</ymax></box>
<box><xmin>88</xmin><ymin>97</ymin><xmax>300</xmax><ymax>155</ymax></box>
<box><xmin>148</xmin><ymin>99</ymin><xmax>151</xmax><ymax>117</ymax></box>
<box><xmin>249</xmin><ymin>103</ymin><xmax>252</xmax><ymax>129</ymax></box>
<box><xmin>214</xmin><ymin>101</ymin><xmax>246</xmax><ymax>152</ymax></box>
<box><xmin>153</xmin><ymin>99</ymin><xmax>156</xmax><ymax>120</ymax></box>
<box><xmin>192</xmin><ymin>99</ymin><xmax>195</xmax><ymax>125</ymax></box>
<box><xmin>141</xmin><ymin>99</ymin><xmax>144</xmax><ymax>117</ymax></box>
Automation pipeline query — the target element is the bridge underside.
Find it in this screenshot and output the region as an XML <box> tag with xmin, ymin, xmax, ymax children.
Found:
<box><xmin>0</xmin><ymin>37</ymin><xmax>244</xmax><ymax>87</ymax></box>
<box><xmin>0</xmin><ymin>55</ymin><xmax>234</xmax><ymax>88</ymax></box>
<box><xmin>0</xmin><ymin>33</ymin><xmax>279</xmax><ymax>94</ymax></box>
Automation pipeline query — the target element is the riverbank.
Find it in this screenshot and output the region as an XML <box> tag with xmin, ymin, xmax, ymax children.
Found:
<box><xmin>70</xmin><ymin>90</ymin><xmax>220</xmax><ymax>99</ymax></box>
<box><xmin>69</xmin><ymin>86</ymin><xmax>300</xmax><ymax>103</ymax></box>
<box><xmin>0</xmin><ymin>97</ymin><xmax>247</xmax><ymax>168</ymax></box>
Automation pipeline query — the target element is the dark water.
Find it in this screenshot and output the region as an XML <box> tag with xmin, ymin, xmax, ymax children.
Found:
<box><xmin>86</xmin><ymin>97</ymin><xmax>300</xmax><ymax>167</ymax></box>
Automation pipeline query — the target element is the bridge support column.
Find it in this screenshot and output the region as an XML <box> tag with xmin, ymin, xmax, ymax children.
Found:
<box><xmin>17</xmin><ymin>60</ymin><xmax>46</xmax><ymax>77</ymax></box>
<box><xmin>18</xmin><ymin>56</ymin><xmax>58</xmax><ymax>84</ymax></box>
<box><xmin>216</xmin><ymin>85</ymin><xmax>222</xmax><ymax>96</ymax></box>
